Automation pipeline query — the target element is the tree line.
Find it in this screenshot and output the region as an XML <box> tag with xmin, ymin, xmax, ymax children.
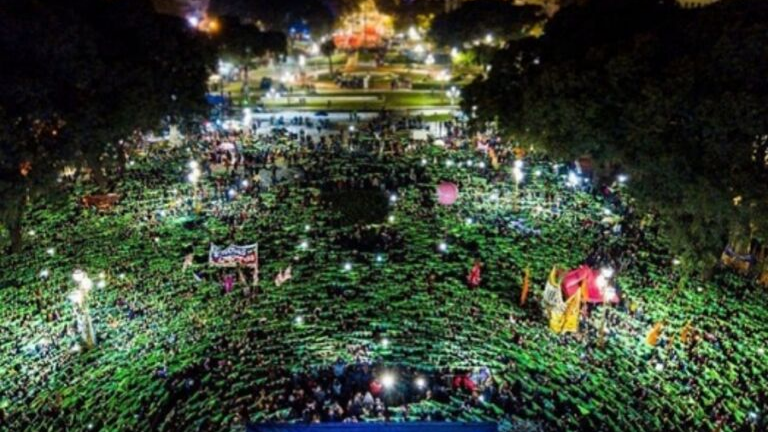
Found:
<box><xmin>464</xmin><ymin>0</ymin><xmax>768</xmax><ymax>273</ymax></box>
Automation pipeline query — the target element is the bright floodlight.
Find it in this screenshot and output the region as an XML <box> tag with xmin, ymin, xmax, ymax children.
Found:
<box><xmin>600</xmin><ymin>267</ymin><xmax>615</xmax><ymax>279</ymax></box>
<box><xmin>68</xmin><ymin>290</ymin><xmax>83</xmax><ymax>305</ymax></box>
<box><xmin>187</xmin><ymin>16</ymin><xmax>200</xmax><ymax>28</ymax></box>
<box><xmin>72</xmin><ymin>270</ymin><xmax>86</xmax><ymax>283</ymax></box>
<box><xmin>81</xmin><ymin>277</ymin><xmax>94</xmax><ymax>291</ymax></box>
<box><xmin>415</xmin><ymin>377</ymin><xmax>426</xmax><ymax>389</ymax></box>
<box><xmin>617</xmin><ymin>174</ymin><xmax>628</xmax><ymax>183</ymax></box>
<box><xmin>381</xmin><ymin>373</ymin><xmax>395</xmax><ymax>388</ymax></box>
<box><xmin>567</xmin><ymin>171</ymin><xmax>580</xmax><ymax>187</ymax></box>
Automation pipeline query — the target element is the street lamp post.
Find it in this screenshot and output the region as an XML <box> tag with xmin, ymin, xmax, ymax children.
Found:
<box><xmin>446</xmin><ymin>86</ymin><xmax>460</xmax><ymax>106</ymax></box>
<box><xmin>513</xmin><ymin>160</ymin><xmax>524</xmax><ymax>212</ymax></box>
<box><xmin>69</xmin><ymin>270</ymin><xmax>96</xmax><ymax>349</ymax></box>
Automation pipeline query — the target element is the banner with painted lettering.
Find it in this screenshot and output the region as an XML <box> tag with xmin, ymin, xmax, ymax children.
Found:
<box><xmin>209</xmin><ymin>243</ymin><xmax>258</xmax><ymax>267</ymax></box>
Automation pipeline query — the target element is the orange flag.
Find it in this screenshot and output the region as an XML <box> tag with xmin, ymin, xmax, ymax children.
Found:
<box><xmin>520</xmin><ymin>267</ymin><xmax>531</xmax><ymax>306</ymax></box>
<box><xmin>646</xmin><ymin>321</ymin><xmax>665</xmax><ymax>347</ymax></box>
<box><xmin>679</xmin><ymin>320</ymin><xmax>693</xmax><ymax>344</ymax></box>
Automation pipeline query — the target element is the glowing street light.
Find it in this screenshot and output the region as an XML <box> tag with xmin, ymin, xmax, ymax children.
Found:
<box><xmin>513</xmin><ymin>160</ymin><xmax>524</xmax><ymax>211</ymax></box>
<box><xmin>415</xmin><ymin>377</ymin><xmax>427</xmax><ymax>389</ymax></box>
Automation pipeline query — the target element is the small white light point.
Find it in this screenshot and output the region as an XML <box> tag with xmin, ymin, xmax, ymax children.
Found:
<box><xmin>381</xmin><ymin>373</ymin><xmax>395</xmax><ymax>389</ymax></box>
<box><xmin>119</xmin><ymin>273</ymin><xmax>126</xmax><ymax>280</ymax></box>
<box><xmin>228</xmin><ymin>189</ymin><xmax>237</xmax><ymax>198</ymax></box>
<box><xmin>304</xmin><ymin>224</ymin><xmax>311</xmax><ymax>232</ymax></box>
<box><xmin>534</xmin><ymin>169</ymin><xmax>542</xmax><ymax>177</ymax></box>
<box><xmin>39</xmin><ymin>269</ymin><xmax>49</xmax><ymax>279</ymax></box>
<box><xmin>438</xmin><ymin>242</ymin><xmax>448</xmax><ymax>253</ymax></box>
<box><xmin>389</xmin><ymin>194</ymin><xmax>398</xmax><ymax>203</ymax></box>
<box><xmin>46</xmin><ymin>248</ymin><xmax>55</xmax><ymax>256</ymax></box>
<box><xmin>28</xmin><ymin>230</ymin><xmax>36</xmax><ymax>236</ymax></box>
<box><xmin>445</xmin><ymin>159</ymin><xmax>454</xmax><ymax>167</ymax></box>
<box><xmin>381</xmin><ymin>338</ymin><xmax>389</xmax><ymax>348</ymax></box>
<box><xmin>97</xmin><ymin>280</ymin><xmax>106</xmax><ymax>289</ymax></box>
<box><xmin>421</xmin><ymin>158</ymin><xmax>428</xmax><ymax>166</ymax></box>
<box><xmin>376</xmin><ymin>254</ymin><xmax>384</xmax><ymax>263</ymax></box>
<box><xmin>415</xmin><ymin>377</ymin><xmax>426</xmax><ymax>389</ymax></box>
<box><xmin>757</xmin><ymin>348</ymin><xmax>765</xmax><ymax>355</ymax></box>
<box><xmin>299</xmin><ymin>241</ymin><xmax>309</xmax><ymax>250</ymax></box>
<box><xmin>241</xmin><ymin>180</ymin><xmax>249</xmax><ymax>188</ymax></box>
<box><xmin>465</xmin><ymin>217</ymin><xmax>474</xmax><ymax>225</ymax></box>
<box><xmin>343</xmin><ymin>262</ymin><xmax>352</xmax><ymax>272</ymax></box>
<box><xmin>617</xmin><ymin>174</ymin><xmax>628</xmax><ymax>183</ymax></box>
<box><xmin>388</xmin><ymin>215</ymin><xmax>395</xmax><ymax>223</ymax></box>
<box><xmin>295</xmin><ymin>316</ymin><xmax>304</xmax><ymax>325</ymax></box>
<box><xmin>478</xmin><ymin>162</ymin><xmax>486</xmax><ymax>169</ymax></box>
<box><xmin>655</xmin><ymin>363</ymin><xmax>664</xmax><ymax>372</ymax></box>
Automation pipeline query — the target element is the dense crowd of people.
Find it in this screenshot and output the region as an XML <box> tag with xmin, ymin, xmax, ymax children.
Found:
<box><xmin>0</xmin><ymin>114</ymin><xmax>766</xmax><ymax>432</ymax></box>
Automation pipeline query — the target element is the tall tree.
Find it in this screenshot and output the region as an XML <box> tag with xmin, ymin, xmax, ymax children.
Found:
<box><xmin>0</xmin><ymin>0</ymin><xmax>213</xmax><ymax>251</ymax></box>
<box><xmin>429</xmin><ymin>0</ymin><xmax>541</xmax><ymax>48</ymax></box>
<box><xmin>321</xmin><ymin>39</ymin><xmax>337</xmax><ymax>75</ymax></box>
<box><xmin>465</xmin><ymin>0</ymin><xmax>768</xmax><ymax>272</ymax></box>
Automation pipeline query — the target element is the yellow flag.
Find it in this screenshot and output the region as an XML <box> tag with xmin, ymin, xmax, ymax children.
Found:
<box><xmin>646</xmin><ymin>322</ymin><xmax>664</xmax><ymax>346</ymax></box>
<box><xmin>520</xmin><ymin>267</ymin><xmax>531</xmax><ymax>306</ymax></box>
<box><xmin>550</xmin><ymin>287</ymin><xmax>581</xmax><ymax>334</ymax></box>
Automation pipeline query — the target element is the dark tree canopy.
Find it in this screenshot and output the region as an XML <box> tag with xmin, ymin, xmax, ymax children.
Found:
<box><xmin>465</xmin><ymin>0</ymin><xmax>768</xmax><ymax>271</ymax></box>
<box><xmin>0</xmin><ymin>0</ymin><xmax>213</xmax><ymax>251</ymax></box>
<box><xmin>429</xmin><ymin>0</ymin><xmax>541</xmax><ymax>48</ymax></box>
<box><xmin>210</xmin><ymin>0</ymin><xmax>335</xmax><ymax>37</ymax></box>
